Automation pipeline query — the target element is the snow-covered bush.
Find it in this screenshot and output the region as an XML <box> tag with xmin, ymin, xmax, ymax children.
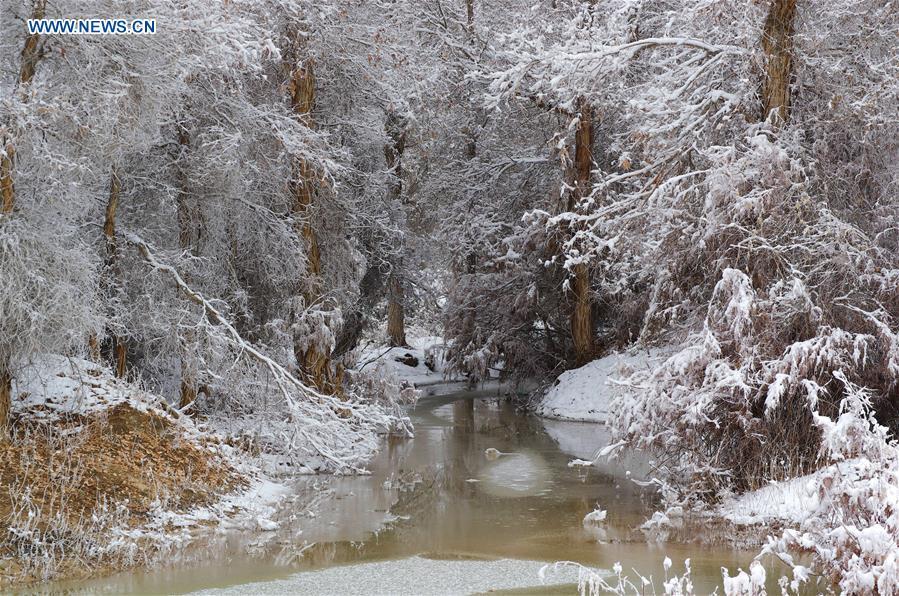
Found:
<box><xmin>542</xmin><ymin>557</ymin><xmax>700</xmax><ymax>596</ymax></box>
<box><xmin>0</xmin><ymin>220</ymin><xmax>100</xmax><ymax>386</ymax></box>
<box><xmin>5</xmin><ymin>486</ymin><xmax>138</xmax><ymax>582</ymax></box>
<box><xmin>761</xmin><ymin>375</ymin><xmax>899</xmax><ymax>593</ymax></box>
<box><xmin>609</xmin><ymin>128</ymin><xmax>899</xmax><ymax>495</ymax></box>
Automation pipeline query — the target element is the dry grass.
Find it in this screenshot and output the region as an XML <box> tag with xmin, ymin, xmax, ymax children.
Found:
<box><xmin>0</xmin><ymin>403</ymin><xmax>245</xmax><ymax>586</ymax></box>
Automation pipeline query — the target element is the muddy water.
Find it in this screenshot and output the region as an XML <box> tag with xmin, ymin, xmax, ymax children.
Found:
<box><xmin>53</xmin><ymin>388</ymin><xmax>766</xmax><ymax>594</ymax></box>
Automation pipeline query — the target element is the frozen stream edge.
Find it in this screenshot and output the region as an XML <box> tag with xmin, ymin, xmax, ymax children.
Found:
<box><xmin>189</xmin><ymin>556</ymin><xmax>593</xmax><ymax>595</ymax></box>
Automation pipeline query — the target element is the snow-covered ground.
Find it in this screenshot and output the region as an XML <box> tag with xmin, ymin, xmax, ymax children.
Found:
<box><xmin>153</xmin><ymin>476</ymin><xmax>291</xmax><ymax>534</ymax></box>
<box><xmin>355</xmin><ymin>333</ymin><xmax>456</xmax><ymax>387</ymax></box>
<box><xmin>12</xmin><ymin>354</ymin><xmax>174</xmax><ymax>422</ymax></box>
<box><xmin>717</xmin><ymin>459</ymin><xmax>868</xmax><ymax>527</ymax></box>
<box><xmin>537</xmin><ymin>349</ymin><xmax>666</xmax><ymax>423</ymax></box>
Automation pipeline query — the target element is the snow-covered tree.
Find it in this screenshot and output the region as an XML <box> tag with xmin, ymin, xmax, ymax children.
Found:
<box><xmin>479</xmin><ymin>0</ymin><xmax>898</xmax><ymax>495</ymax></box>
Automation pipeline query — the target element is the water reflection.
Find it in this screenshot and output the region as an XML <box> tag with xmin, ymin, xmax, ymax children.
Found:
<box><xmin>479</xmin><ymin>452</ymin><xmax>550</xmax><ymax>498</ymax></box>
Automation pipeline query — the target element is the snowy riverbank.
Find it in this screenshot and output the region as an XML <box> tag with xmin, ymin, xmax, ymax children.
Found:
<box><xmin>1</xmin><ymin>355</ymin><xmax>295</xmax><ymax>586</ymax></box>
<box><xmin>537</xmin><ymin>346</ymin><xmax>899</xmax><ymax>593</ymax></box>
<box><xmin>537</xmin><ymin>349</ymin><xmax>667</xmax><ymax>423</ymax></box>
<box><xmin>2</xmin><ymin>334</ymin><xmax>435</xmax><ymax>588</ymax></box>
<box><xmin>355</xmin><ymin>333</ymin><xmax>454</xmax><ymax>388</ymax></box>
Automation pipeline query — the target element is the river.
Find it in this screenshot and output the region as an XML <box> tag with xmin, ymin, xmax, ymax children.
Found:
<box><xmin>50</xmin><ymin>387</ymin><xmax>764</xmax><ymax>594</ymax></box>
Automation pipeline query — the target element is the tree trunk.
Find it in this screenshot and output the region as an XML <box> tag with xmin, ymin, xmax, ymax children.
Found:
<box><xmin>176</xmin><ymin>124</ymin><xmax>196</xmax><ymax>253</ymax></box>
<box><xmin>104</xmin><ymin>168</ymin><xmax>127</xmax><ymax>378</ymax></box>
<box><xmin>331</xmin><ymin>262</ymin><xmax>385</xmax><ymax>359</ymax></box>
<box><xmin>88</xmin><ymin>334</ymin><xmax>101</xmax><ymax>362</ymax></box>
<box><xmin>104</xmin><ymin>167</ymin><xmax>121</xmax><ymax>267</ymax></box>
<box><xmin>1</xmin><ymin>0</ymin><xmax>46</xmax><ymax>216</ymax></box>
<box><xmin>384</xmin><ymin>109</ymin><xmax>408</xmax><ymax>348</ymax></box>
<box><xmin>387</xmin><ymin>271</ymin><xmax>408</xmax><ymax>347</ymax></box>
<box><xmin>760</xmin><ymin>0</ymin><xmax>797</xmax><ymax>124</ymax></box>
<box><xmin>288</xmin><ymin>53</ymin><xmax>321</xmax><ymax>281</ymax></box>
<box><xmin>570</xmin><ymin>263</ymin><xmax>593</xmax><ymax>365</ymax></box>
<box><xmin>1</xmin><ymin>142</ymin><xmax>14</xmax><ymax>214</ymax></box>
<box><xmin>569</xmin><ymin>98</ymin><xmax>593</xmax><ymax>211</ymax></box>
<box><xmin>113</xmin><ymin>340</ymin><xmax>127</xmax><ymax>378</ymax></box>
<box><xmin>569</xmin><ymin>97</ymin><xmax>595</xmax><ymax>366</ymax></box>
<box><xmin>179</xmin><ymin>354</ymin><xmax>198</xmax><ymax>411</ymax></box>
<box><xmin>460</xmin><ymin>3</ymin><xmax>485</xmax><ymax>276</ymax></box>
<box><xmin>285</xmin><ymin>38</ymin><xmax>334</xmax><ymax>390</ymax></box>
<box><xmin>103</xmin><ymin>167</ymin><xmax>128</xmax><ymax>378</ymax></box>
<box><xmin>175</xmin><ymin>123</ymin><xmax>199</xmax><ymax>411</ymax></box>
<box><xmin>19</xmin><ymin>0</ymin><xmax>46</xmax><ymax>85</ymax></box>
<box><xmin>0</xmin><ymin>361</ymin><xmax>10</xmax><ymax>437</ymax></box>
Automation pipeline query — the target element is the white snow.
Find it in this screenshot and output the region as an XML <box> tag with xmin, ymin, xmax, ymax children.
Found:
<box><xmin>537</xmin><ymin>349</ymin><xmax>666</xmax><ymax>423</ymax></box>
<box><xmin>722</xmin><ymin>560</ymin><xmax>767</xmax><ymax>596</ymax></box>
<box><xmin>190</xmin><ymin>556</ymin><xmax>592</xmax><ymax>595</ymax></box>
<box><xmin>213</xmin><ymin>478</ymin><xmax>291</xmax><ymax>531</ymax></box>
<box><xmin>356</xmin><ymin>334</ymin><xmax>454</xmax><ymax>387</ymax></box>
<box><xmin>256</xmin><ymin>518</ymin><xmax>279</xmax><ymax>532</ymax></box>
<box><xmin>11</xmin><ymin>354</ymin><xmax>163</xmax><ymax>420</ymax></box>
<box><xmin>583</xmin><ymin>508</ymin><xmax>608</xmax><ymax>526</ymax></box>
<box><xmin>716</xmin><ymin>466</ymin><xmax>840</xmax><ymax>526</ymax></box>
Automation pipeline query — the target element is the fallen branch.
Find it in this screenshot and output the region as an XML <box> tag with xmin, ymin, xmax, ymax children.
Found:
<box><xmin>125</xmin><ymin>233</ymin><xmax>402</xmax><ymax>472</ymax></box>
<box><xmin>128</xmin><ymin>233</ymin><xmax>313</xmax><ymax>406</ymax></box>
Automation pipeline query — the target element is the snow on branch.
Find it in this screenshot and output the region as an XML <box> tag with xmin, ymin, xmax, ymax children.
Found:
<box><xmin>556</xmin><ymin>36</ymin><xmax>742</xmax><ymax>61</ymax></box>
<box><xmin>486</xmin><ymin>29</ymin><xmax>742</xmax><ymax>111</ymax></box>
<box><xmin>126</xmin><ymin>233</ymin><xmax>406</xmax><ymax>472</ymax></box>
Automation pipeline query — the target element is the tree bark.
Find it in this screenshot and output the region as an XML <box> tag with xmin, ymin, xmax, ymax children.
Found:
<box><xmin>288</xmin><ymin>53</ymin><xmax>322</xmax><ymax>281</ymax></box>
<box><xmin>285</xmin><ymin>36</ymin><xmax>335</xmax><ymax>390</ymax></box>
<box><xmin>568</xmin><ymin>97</ymin><xmax>595</xmax><ymax>366</ymax></box>
<box><xmin>103</xmin><ymin>167</ymin><xmax>128</xmax><ymax>378</ymax></box>
<box><xmin>331</xmin><ymin>262</ymin><xmax>385</xmax><ymax>359</ymax></box>
<box><xmin>0</xmin><ymin>363</ymin><xmax>10</xmax><ymax>438</ymax></box>
<box><xmin>19</xmin><ymin>0</ymin><xmax>46</xmax><ymax>86</ymax></box>
<box><xmin>1</xmin><ymin>0</ymin><xmax>46</xmax><ymax>215</ymax></box>
<box><xmin>387</xmin><ymin>271</ymin><xmax>408</xmax><ymax>347</ymax></box>
<box><xmin>384</xmin><ymin>108</ymin><xmax>408</xmax><ymax>348</ymax></box>
<box><xmin>569</xmin><ymin>98</ymin><xmax>593</xmax><ymax>211</ymax></box>
<box><xmin>179</xmin><ymin>359</ymin><xmax>198</xmax><ymax>411</ymax></box>
<box><xmin>1</xmin><ymin>142</ymin><xmax>14</xmax><ymax>215</ymax></box>
<box><xmin>104</xmin><ymin>167</ymin><xmax>121</xmax><ymax>268</ymax></box>
<box><xmin>760</xmin><ymin>0</ymin><xmax>797</xmax><ymax>124</ymax></box>
<box><xmin>174</xmin><ymin>124</ymin><xmax>199</xmax><ymax>410</ymax></box>
<box><xmin>175</xmin><ymin>124</ymin><xmax>198</xmax><ymax>254</ymax></box>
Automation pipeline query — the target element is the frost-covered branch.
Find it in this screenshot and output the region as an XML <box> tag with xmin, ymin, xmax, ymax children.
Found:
<box><xmin>127</xmin><ymin>233</ymin><xmax>408</xmax><ymax>472</ymax></box>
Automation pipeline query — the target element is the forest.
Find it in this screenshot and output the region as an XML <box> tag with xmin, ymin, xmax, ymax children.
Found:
<box><xmin>1</xmin><ymin>0</ymin><xmax>898</xmax><ymax>593</ymax></box>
